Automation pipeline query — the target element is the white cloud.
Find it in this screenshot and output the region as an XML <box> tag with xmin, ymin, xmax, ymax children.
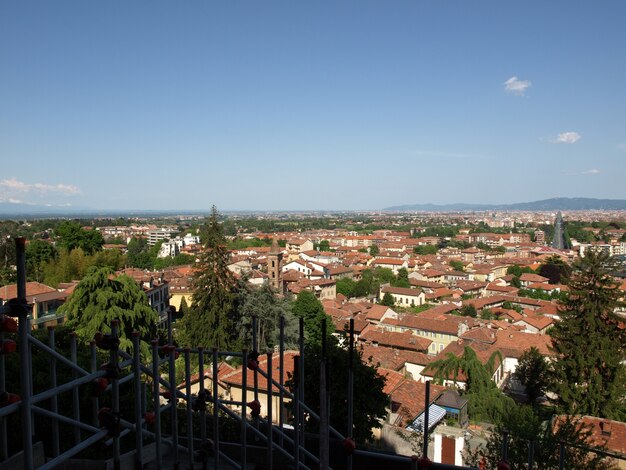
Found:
<box><xmin>504</xmin><ymin>76</ymin><xmax>531</xmax><ymax>95</ymax></box>
<box><xmin>0</xmin><ymin>177</ymin><xmax>81</xmax><ymax>195</ymax></box>
<box><xmin>553</xmin><ymin>132</ymin><xmax>581</xmax><ymax>144</ymax></box>
<box><xmin>565</xmin><ymin>168</ymin><xmax>600</xmax><ymax>176</ymax></box>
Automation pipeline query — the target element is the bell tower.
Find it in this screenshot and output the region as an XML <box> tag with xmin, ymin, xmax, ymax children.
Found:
<box><xmin>267</xmin><ymin>238</ymin><xmax>283</xmax><ymax>294</ymax></box>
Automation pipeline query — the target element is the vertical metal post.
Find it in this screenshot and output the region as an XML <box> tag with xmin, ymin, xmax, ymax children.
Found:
<box><xmin>132</xmin><ymin>332</ymin><xmax>143</xmax><ymax>469</ymax></box>
<box><xmin>240</xmin><ymin>349</ymin><xmax>248</xmax><ymax>469</ymax></box>
<box><xmin>501</xmin><ymin>430</ymin><xmax>509</xmax><ymax>462</ymax></box>
<box><xmin>319</xmin><ymin>318</ymin><xmax>329</xmax><ymax>470</ymax></box>
<box><xmin>168</xmin><ymin>343</ymin><xmax>179</xmax><ymax>469</ymax></box>
<box><xmin>212</xmin><ymin>348</ymin><xmax>220</xmax><ymax>470</ymax></box>
<box><xmin>293</xmin><ymin>355</ymin><xmax>300</xmax><ymax>469</ymax></box>
<box><xmin>252</xmin><ymin>316</ymin><xmax>259</xmax><ymax>431</ymax></box>
<box><xmin>278</xmin><ymin>315</ymin><xmax>285</xmax><ymax>447</ymax></box>
<box><xmin>0</xmin><ymin>325</ymin><xmax>6</xmax><ymax>461</ymax></box>
<box><xmin>184</xmin><ymin>349</ymin><xmax>194</xmax><ymax>470</ymax></box>
<box><xmin>422</xmin><ymin>381</ymin><xmax>430</xmax><ymax>459</ymax></box>
<box><xmin>197</xmin><ymin>347</ymin><xmax>207</xmax><ymax>470</ymax></box>
<box><xmin>110</xmin><ymin>320</ymin><xmax>121</xmax><ymax>470</ymax></box>
<box><xmin>167</xmin><ymin>308</ymin><xmax>178</xmax><ymax>468</ymax></box>
<box><xmin>298</xmin><ymin>317</ymin><xmax>305</xmax><ymax>460</ymax></box>
<box><xmin>558</xmin><ymin>441</ymin><xmax>565</xmax><ymax>470</ymax></box>
<box><xmin>528</xmin><ymin>440</ymin><xmax>535</xmax><ymax>470</ymax></box>
<box><xmin>48</xmin><ymin>326</ymin><xmax>60</xmax><ymax>457</ymax></box>
<box><xmin>266</xmin><ymin>352</ymin><xmax>273</xmax><ymax>470</ymax></box>
<box><xmin>90</xmin><ymin>341</ymin><xmax>99</xmax><ymax>427</ymax></box>
<box><xmin>70</xmin><ymin>332</ymin><xmax>81</xmax><ymax>445</ymax></box>
<box><xmin>152</xmin><ymin>339</ymin><xmax>162</xmax><ymax>470</ymax></box>
<box><xmin>347</xmin><ymin>318</ymin><xmax>355</xmax><ymax>470</ymax></box>
<box><xmin>16</xmin><ymin>237</ymin><xmax>33</xmax><ymax>470</ymax></box>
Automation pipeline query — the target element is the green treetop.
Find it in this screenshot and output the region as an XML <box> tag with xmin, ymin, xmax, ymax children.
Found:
<box><xmin>60</xmin><ymin>266</ymin><xmax>158</xmax><ymax>354</ymax></box>
<box><xmin>549</xmin><ymin>250</ymin><xmax>626</xmax><ymax>420</ymax></box>
<box><xmin>178</xmin><ymin>206</ymin><xmax>239</xmax><ymax>350</ymax></box>
<box><xmin>56</xmin><ymin>221</ymin><xmax>104</xmax><ymax>255</ymax></box>
<box><xmin>430</xmin><ymin>346</ymin><xmax>512</xmax><ymax>424</ymax></box>
<box><xmin>291</xmin><ymin>290</ymin><xmax>333</xmax><ymax>345</ymax></box>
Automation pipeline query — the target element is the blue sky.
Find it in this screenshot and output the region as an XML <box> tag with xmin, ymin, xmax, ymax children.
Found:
<box><xmin>1</xmin><ymin>1</ymin><xmax>625</xmax><ymax>211</ymax></box>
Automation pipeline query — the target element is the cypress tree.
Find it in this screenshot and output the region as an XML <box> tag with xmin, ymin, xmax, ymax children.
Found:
<box><xmin>549</xmin><ymin>250</ymin><xmax>626</xmax><ymax>419</ymax></box>
<box><xmin>178</xmin><ymin>206</ymin><xmax>238</xmax><ymax>350</ymax></box>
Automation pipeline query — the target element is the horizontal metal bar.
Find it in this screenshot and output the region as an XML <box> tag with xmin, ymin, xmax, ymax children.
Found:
<box><xmin>299</xmin><ymin>402</ymin><xmax>344</xmax><ymax>440</ymax></box>
<box><xmin>220</xmin><ymin>399</ymin><xmax>243</xmax><ymax>407</ymax></box>
<box><xmin>29</xmin><ymin>336</ymin><xmax>90</xmax><ymax>376</ymax></box>
<box><xmin>118</xmin><ymin>357</ymin><xmax>133</xmax><ymax>369</ymax></box>
<box><xmin>217</xmin><ymin>449</ymin><xmax>242</xmax><ymax>469</ymax></box>
<box><xmin>37</xmin><ymin>429</ymin><xmax>108</xmax><ymax>470</ymax></box>
<box><xmin>32</xmin><ymin>370</ymin><xmax>106</xmax><ymax>405</ymax></box>
<box><xmin>254</xmin><ymin>367</ymin><xmax>295</xmax><ymax>399</ymax></box>
<box><xmin>0</xmin><ymin>400</ymin><xmax>21</xmax><ymax>418</ymax></box>
<box><xmin>104</xmin><ymin>427</ymin><xmax>132</xmax><ymax>446</ymax></box>
<box><xmin>32</xmin><ymin>405</ymin><xmax>101</xmax><ymax>433</ymax></box>
<box><xmin>218</xmin><ymin>403</ymin><xmax>317</xmax><ymax>466</ymax></box>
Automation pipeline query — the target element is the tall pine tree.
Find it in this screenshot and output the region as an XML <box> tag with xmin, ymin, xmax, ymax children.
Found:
<box><xmin>178</xmin><ymin>206</ymin><xmax>238</xmax><ymax>350</ymax></box>
<box><xmin>549</xmin><ymin>250</ymin><xmax>626</xmax><ymax>420</ymax></box>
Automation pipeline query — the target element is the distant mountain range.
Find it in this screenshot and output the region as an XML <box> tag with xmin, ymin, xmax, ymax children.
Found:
<box><xmin>0</xmin><ymin>202</ymin><xmax>94</xmax><ymax>217</ymax></box>
<box><xmin>384</xmin><ymin>198</ymin><xmax>626</xmax><ymax>212</ymax></box>
<box><xmin>2</xmin><ymin>197</ymin><xmax>626</xmax><ymax>218</ymax></box>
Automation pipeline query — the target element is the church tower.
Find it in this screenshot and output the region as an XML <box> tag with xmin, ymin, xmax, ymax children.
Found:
<box><xmin>267</xmin><ymin>238</ymin><xmax>283</xmax><ymax>294</ymax></box>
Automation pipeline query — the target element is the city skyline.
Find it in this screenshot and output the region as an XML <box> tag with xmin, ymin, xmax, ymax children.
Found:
<box><xmin>1</xmin><ymin>2</ymin><xmax>625</xmax><ymax>211</ymax></box>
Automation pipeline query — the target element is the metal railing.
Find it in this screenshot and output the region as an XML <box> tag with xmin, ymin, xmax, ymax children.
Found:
<box><xmin>1</xmin><ymin>236</ymin><xmax>570</xmax><ymax>470</ymax></box>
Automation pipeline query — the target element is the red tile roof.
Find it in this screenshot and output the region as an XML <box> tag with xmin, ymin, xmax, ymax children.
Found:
<box><xmin>0</xmin><ymin>281</ymin><xmax>57</xmax><ymax>301</ymax></box>
<box><xmin>359</xmin><ymin>326</ymin><xmax>432</xmax><ymax>352</ymax></box>
<box><xmin>553</xmin><ymin>416</ymin><xmax>626</xmax><ymax>457</ymax></box>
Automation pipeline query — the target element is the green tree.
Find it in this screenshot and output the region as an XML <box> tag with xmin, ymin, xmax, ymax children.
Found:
<box><xmin>413</xmin><ymin>244</ymin><xmax>438</xmax><ymax>255</ymax></box>
<box><xmin>466</xmin><ymin>405</ymin><xmax>615</xmax><ymax>470</ymax></box>
<box><xmin>549</xmin><ymin>250</ymin><xmax>626</xmax><ymax>420</ymax></box>
<box><xmin>289</xmin><ymin>343</ymin><xmax>387</xmax><ymax>443</ymax></box>
<box><xmin>178</xmin><ymin>296</ymin><xmax>190</xmax><ymax>317</ymax></box>
<box><xmin>26</xmin><ymin>239</ymin><xmax>57</xmax><ymax>282</ymax></box>
<box><xmin>373</xmin><ymin>267</ymin><xmax>395</xmax><ymax>284</ymax></box>
<box><xmin>336</xmin><ymin>277</ymin><xmax>356</xmax><ymax>298</ymax></box>
<box><xmin>126</xmin><ymin>237</ymin><xmax>154</xmax><ymax>269</ymax></box>
<box><xmin>317</xmin><ymin>239</ymin><xmax>330</xmax><ymax>252</ymax></box>
<box><xmin>430</xmin><ymin>346</ymin><xmax>511</xmax><ymax>423</ymax></box>
<box><xmin>392</xmin><ymin>267</ymin><xmax>410</xmax><ymax>288</ymax></box>
<box><xmin>291</xmin><ymin>290</ymin><xmax>333</xmax><ymax>345</ymax></box>
<box><xmin>369</xmin><ymin>244</ymin><xmax>380</xmax><ymax>257</ymax></box>
<box><xmin>56</xmin><ymin>221</ymin><xmax>104</xmax><ymax>255</ymax></box>
<box><xmin>507</xmin><ymin>265</ymin><xmax>535</xmax><ymax>277</ymax></box>
<box><xmin>538</xmin><ymin>255</ymin><xmax>571</xmax><ymax>284</ymax></box>
<box><xmin>0</xmin><ymin>222</ymin><xmax>19</xmax><ymax>285</ymax></box>
<box><xmin>237</xmin><ymin>282</ymin><xmax>299</xmax><ymax>351</ymax></box>
<box><xmin>449</xmin><ymin>259</ymin><xmax>464</xmax><ymax>272</ymax></box>
<box><xmin>352</xmin><ymin>279</ymin><xmax>370</xmax><ymax>297</ymax></box>
<box><xmin>514</xmin><ymin>347</ymin><xmax>550</xmax><ymax>406</ymax></box>
<box><xmin>59</xmin><ymin>266</ymin><xmax>159</xmax><ymax>354</ymax></box>
<box><xmin>460</xmin><ymin>304</ymin><xmax>477</xmax><ymax>318</ymax></box>
<box><xmin>510</xmin><ymin>275</ymin><xmax>521</xmax><ymax>288</ymax></box>
<box><xmin>480</xmin><ymin>308</ymin><xmax>494</xmax><ymax>320</ymax></box>
<box><xmin>178</xmin><ymin>206</ymin><xmax>238</xmax><ymax>350</ymax></box>
<box><xmin>380</xmin><ymin>292</ymin><xmax>395</xmax><ymax>307</ymax></box>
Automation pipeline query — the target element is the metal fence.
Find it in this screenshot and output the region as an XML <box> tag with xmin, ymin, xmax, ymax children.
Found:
<box><xmin>2</xmin><ymin>236</ymin><xmax>579</xmax><ymax>470</ymax></box>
